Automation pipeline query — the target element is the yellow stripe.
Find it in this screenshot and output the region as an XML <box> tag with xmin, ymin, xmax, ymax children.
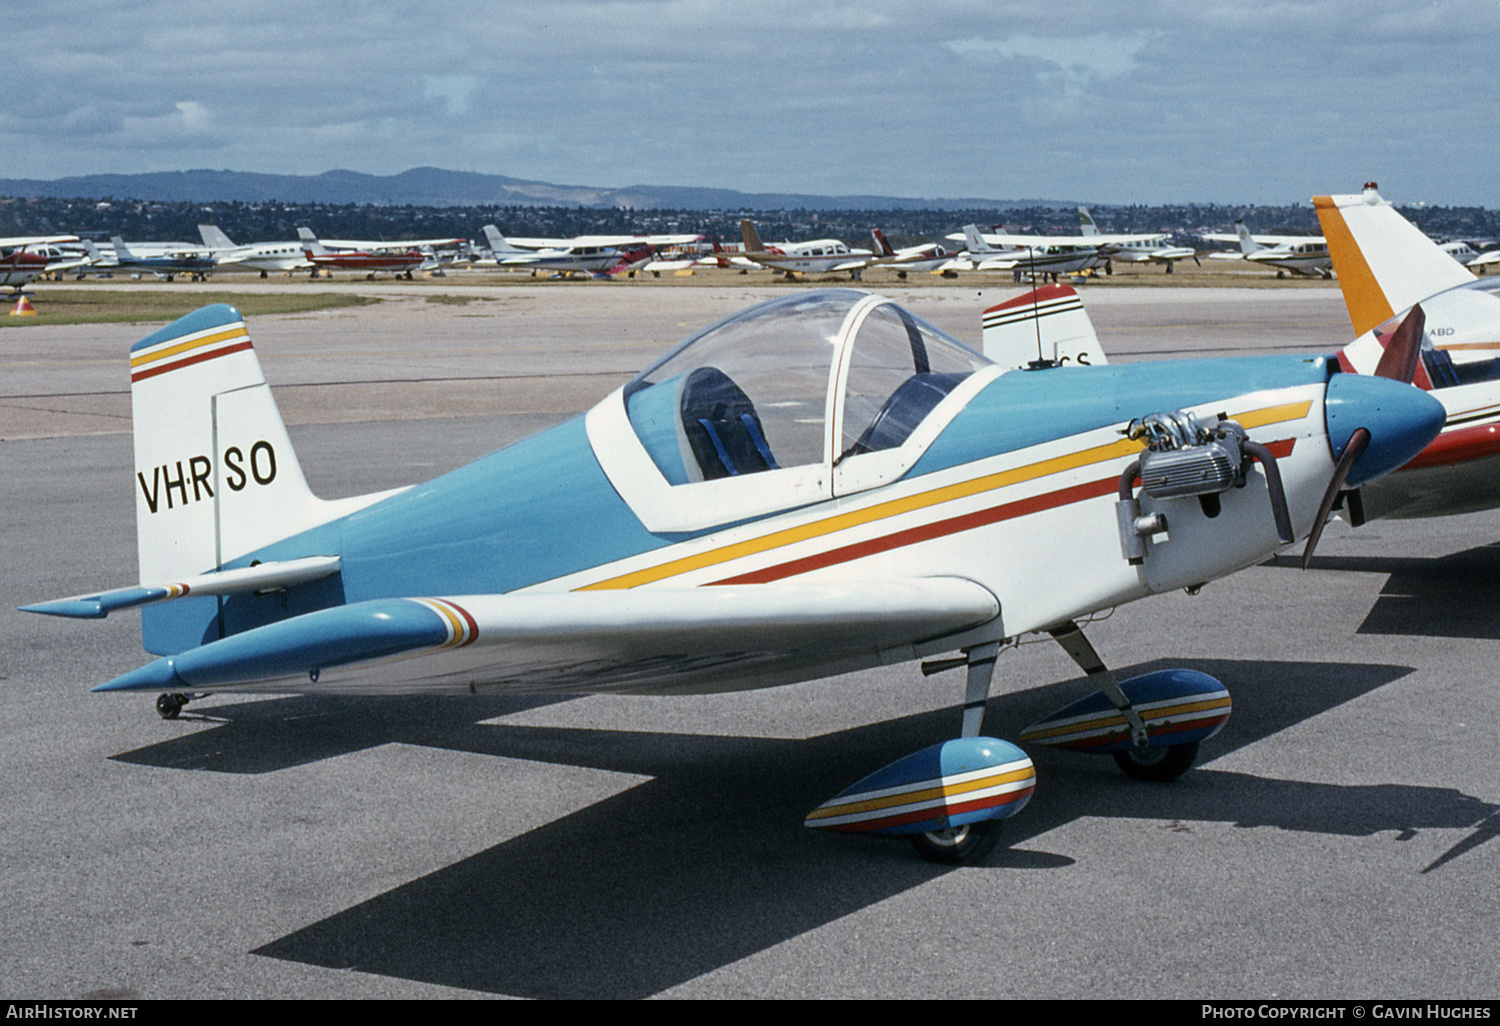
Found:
<box><xmin>1313</xmin><ymin>196</ymin><xmax>1393</xmax><ymax>338</ymax></box>
<box><xmin>581</xmin><ymin>399</ymin><xmax>1313</xmax><ymax>592</ymax></box>
<box><xmin>1019</xmin><ymin>696</ymin><xmax>1231</xmax><ymax>742</ymax></box>
<box><xmin>419</xmin><ymin>599</ymin><xmax>465</xmax><ymax>647</ymax></box>
<box><xmin>805</xmin><ymin>766</ymin><xmax>1035</xmax><ymax>820</ymax></box>
<box><xmin>129</xmin><ymin>326</ymin><xmax>248</xmax><ymax>369</ymax></box>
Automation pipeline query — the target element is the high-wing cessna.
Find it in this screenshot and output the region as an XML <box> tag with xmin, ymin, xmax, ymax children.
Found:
<box><xmin>478</xmin><ymin>225</ymin><xmax>623</xmax><ymax>277</ymax></box>
<box><xmin>952</xmin><ymin>224</ymin><xmax>1102</xmax><ymax>278</ymax></box>
<box><xmin>1078</xmin><ymin>208</ymin><xmax>1198</xmax><ymax>274</ymax></box>
<box><xmin>0</xmin><ymin>234</ymin><xmax>79</xmax><ymax>290</ymax></box>
<box><xmin>83</xmin><ymin>237</ymin><xmax>217</xmax><ymax>281</ymax></box>
<box><xmin>1206</xmin><ymin>221</ymin><xmax>1332</xmax><ymax>279</ymax></box>
<box><xmin>297</xmin><ymin>228</ymin><xmax>427</xmax><ymax>279</ymax></box>
<box><xmin>22</xmin><ymin>290</ymin><xmax>1443</xmax><ymax>863</ymax></box>
<box><xmin>198</xmin><ymin>226</ymin><xmax>311</xmax><ymax>276</ymax></box>
<box><xmin>735</xmin><ymin>221</ymin><xmax>875</xmax><ymax>278</ymax></box>
<box><xmin>1312</xmin><ymin>183</ymin><xmax>1500</xmax><ymax>520</ymax></box>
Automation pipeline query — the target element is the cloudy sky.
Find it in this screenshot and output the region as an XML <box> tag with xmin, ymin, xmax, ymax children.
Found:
<box><xmin>4</xmin><ymin>0</ymin><xmax>1495</xmax><ymax>206</ymax></box>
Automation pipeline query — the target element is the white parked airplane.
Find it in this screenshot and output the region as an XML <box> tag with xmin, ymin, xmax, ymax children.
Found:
<box><xmin>955</xmin><ymin>225</ymin><xmax>1101</xmax><ymax>278</ymax></box>
<box><xmin>1077</xmin><ymin>208</ymin><xmax>1197</xmax><ymax>273</ymax></box>
<box><xmin>868</xmin><ymin>229</ymin><xmax>964</xmax><ymax>277</ymax></box>
<box><xmin>736</xmin><ymin>220</ymin><xmax>875</xmax><ymax>278</ymax></box>
<box><xmin>480</xmin><ymin>225</ymin><xmax>623</xmax><ymax>276</ymax></box>
<box><xmin>1206</xmin><ymin>221</ymin><xmax>1332</xmax><ymax>278</ymax></box>
<box><xmin>198</xmin><ymin>226</ymin><xmax>311</xmax><ymax>276</ymax></box>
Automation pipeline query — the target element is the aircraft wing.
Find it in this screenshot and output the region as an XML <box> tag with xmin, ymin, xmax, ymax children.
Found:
<box><xmin>87</xmin><ymin>578</ymin><xmax>1000</xmax><ymax>698</ymax></box>
<box><xmin>1</xmin><ymin>234</ymin><xmax>80</xmax><ymax>247</ymax></box>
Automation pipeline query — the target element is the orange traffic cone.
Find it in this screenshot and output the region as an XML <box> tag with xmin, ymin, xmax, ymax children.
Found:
<box><xmin>9</xmin><ymin>294</ymin><xmax>37</xmax><ymax>316</ymax></box>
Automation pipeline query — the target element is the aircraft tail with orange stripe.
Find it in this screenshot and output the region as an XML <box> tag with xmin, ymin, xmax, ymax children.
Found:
<box><xmin>1313</xmin><ymin>183</ymin><xmax>1475</xmax><ymax>338</ymax></box>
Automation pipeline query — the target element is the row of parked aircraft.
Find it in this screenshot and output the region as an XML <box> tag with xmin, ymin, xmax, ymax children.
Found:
<box><xmin>4</xmin><ymin>204</ymin><xmax>1497</xmax><ymax>292</ymax></box>
<box><xmin>22</xmin><ymin>182</ymin><xmax>1500</xmax><ymax>865</ymax></box>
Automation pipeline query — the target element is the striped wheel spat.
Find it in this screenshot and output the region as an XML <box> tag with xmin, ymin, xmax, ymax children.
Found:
<box><xmin>805</xmin><ymin>738</ymin><xmax>1034</xmax><ymax>837</ymax></box>
<box><xmin>1019</xmin><ymin>669</ymin><xmax>1231</xmax><ymax>754</ymax></box>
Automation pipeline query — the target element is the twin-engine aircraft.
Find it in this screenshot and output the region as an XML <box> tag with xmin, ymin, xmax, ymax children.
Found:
<box><xmin>1206</xmin><ymin>221</ymin><xmax>1333</xmax><ymax>279</ymax></box>
<box><xmin>23</xmin><ymin>289</ymin><xmax>1443</xmax><ymax>863</ymax></box>
<box><xmin>735</xmin><ymin>220</ymin><xmax>875</xmax><ymax>277</ymax></box>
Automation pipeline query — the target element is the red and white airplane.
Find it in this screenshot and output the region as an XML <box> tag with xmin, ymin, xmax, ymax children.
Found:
<box><xmin>1313</xmin><ymin>183</ymin><xmax>1500</xmax><ymax>521</ymax></box>
<box><xmin>868</xmin><ymin>229</ymin><xmax>964</xmax><ymax>277</ymax></box>
<box><xmin>297</xmin><ymin>228</ymin><xmax>427</xmax><ymax>279</ymax></box>
<box><xmin>0</xmin><ymin>234</ymin><xmax>79</xmax><ymax>290</ymax></box>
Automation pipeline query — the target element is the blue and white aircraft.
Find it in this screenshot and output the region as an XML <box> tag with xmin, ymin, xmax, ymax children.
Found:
<box><xmin>22</xmin><ymin>289</ymin><xmax>1443</xmax><ymax>863</ymax></box>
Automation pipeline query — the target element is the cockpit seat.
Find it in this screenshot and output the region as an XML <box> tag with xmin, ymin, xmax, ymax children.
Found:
<box><xmin>680</xmin><ymin>366</ymin><xmax>780</xmax><ymax>479</ymax></box>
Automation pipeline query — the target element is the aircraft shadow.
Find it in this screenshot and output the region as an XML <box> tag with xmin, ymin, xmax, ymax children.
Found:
<box><xmin>107</xmin><ymin>656</ymin><xmax>1497</xmax><ymax>998</ymax></box>
<box><xmin>1277</xmin><ymin>542</ymin><xmax>1500</xmax><ymax>640</ymax></box>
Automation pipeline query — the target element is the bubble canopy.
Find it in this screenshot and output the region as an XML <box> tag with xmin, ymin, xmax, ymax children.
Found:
<box><xmin>590</xmin><ymin>290</ymin><xmax>996</xmax><ymax>533</ymax></box>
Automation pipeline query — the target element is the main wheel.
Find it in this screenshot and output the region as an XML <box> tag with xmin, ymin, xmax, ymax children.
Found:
<box><xmin>908</xmin><ymin>819</ymin><xmax>1003</xmax><ymax>865</ymax></box>
<box><xmin>1112</xmin><ymin>741</ymin><xmax>1198</xmax><ymax>782</ymax></box>
<box><xmin>155</xmin><ymin>693</ymin><xmax>189</xmax><ymax>720</ymax></box>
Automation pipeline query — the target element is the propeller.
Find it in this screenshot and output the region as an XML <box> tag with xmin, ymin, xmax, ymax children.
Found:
<box><xmin>1302</xmin><ymin>304</ymin><xmax>1426</xmax><ymax>568</ymax></box>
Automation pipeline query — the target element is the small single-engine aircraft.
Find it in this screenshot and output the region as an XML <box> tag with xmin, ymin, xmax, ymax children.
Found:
<box><xmin>1313</xmin><ymin>183</ymin><xmax>1500</xmax><ymax>520</ymax></box>
<box><xmin>23</xmin><ymin>289</ymin><xmax>1443</xmax><ymax>863</ymax></box>
<box><xmin>84</xmin><ymin>237</ymin><xmax>217</xmax><ymax>282</ymax></box>
<box><xmin>1078</xmin><ymin>208</ymin><xmax>1198</xmax><ymax>274</ymax></box>
<box><xmin>735</xmin><ymin>220</ymin><xmax>875</xmax><ymax>278</ymax></box>
<box><xmin>297</xmin><ymin>228</ymin><xmax>426</xmax><ymax>279</ymax></box>
<box><xmin>868</xmin><ymin>229</ymin><xmax>964</xmax><ymax>277</ymax></box>
<box><xmin>478</xmin><ymin>225</ymin><xmax>623</xmax><ymax>277</ymax></box>
<box><xmin>0</xmin><ymin>235</ymin><xmax>77</xmax><ymax>290</ymax></box>
<box><xmin>1207</xmin><ymin>221</ymin><xmax>1332</xmax><ymax>279</ymax></box>
<box><xmin>955</xmin><ymin>224</ymin><xmax>1103</xmax><ymax>279</ymax></box>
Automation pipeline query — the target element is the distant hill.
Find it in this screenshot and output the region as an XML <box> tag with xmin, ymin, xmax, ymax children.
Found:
<box><xmin>0</xmin><ymin>166</ymin><xmax>1065</xmax><ymax>211</ymax></box>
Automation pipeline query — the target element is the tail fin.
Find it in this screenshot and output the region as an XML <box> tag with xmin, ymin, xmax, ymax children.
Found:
<box><xmin>740</xmin><ymin>220</ymin><xmax>766</xmax><ymax>253</ymax></box>
<box><xmin>296</xmin><ymin>227</ymin><xmax>326</xmax><ymax>256</ymax></box>
<box><xmin>111</xmin><ymin>236</ymin><xmax>137</xmax><ymax>261</ymax></box>
<box><xmin>1313</xmin><ymin>184</ymin><xmax>1476</xmax><ymax>337</ymax></box>
<box><xmin>981</xmin><ymin>285</ymin><xmax>1106</xmax><ymax>369</ymax></box>
<box><xmin>482</xmin><ymin>225</ymin><xmax>526</xmax><ymax>254</ymax></box>
<box><xmin>962</xmin><ymin>224</ymin><xmax>997</xmax><ymax>256</ymax></box>
<box><xmin>198</xmin><ymin>224</ymin><xmax>236</xmax><ymax>250</ymax></box>
<box><xmin>1078</xmin><ymin>208</ymin><xmax>1099</xmax><ymax>236</ymax></box>
<box><xmin>871</xmin><ymin>229</ymin><xmax>896</xmax><ymax>257</ymax></box>
<box><xmin>129</xmin><ymin>305</ymin><xmax>333</xmax><ymax>584</ymax></box>
<box><xmin>1232</xmin><ymin>220</ymin><xmax>1262</xmax><ymax>256</ymax></box>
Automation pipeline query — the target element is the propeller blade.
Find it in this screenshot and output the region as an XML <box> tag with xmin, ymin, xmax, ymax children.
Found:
<box><xmin>1302</xmin><ymin>427</ymin><xmax>1370</xmax><ymax>569</ymax></box>
<box><xmin>1373</xmin><ymin>304</ymin><xmax>1425</xmax><ymax>383</ymax></box>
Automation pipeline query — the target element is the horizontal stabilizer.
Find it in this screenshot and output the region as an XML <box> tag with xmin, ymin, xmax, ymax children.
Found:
<box><xmin>21</xmin><ymin>555</ymin><xmax>341</xmax><ymax>619</ymax></box>
<box><xmin>93</xmin><ymin>578</ymin><xmax>1001</xmax><ymax>697</ymax></box>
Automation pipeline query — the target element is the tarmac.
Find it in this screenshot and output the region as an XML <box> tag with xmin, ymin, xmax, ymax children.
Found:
<box><xmin>3</xmin><ymin>277</ymin><xmax>1497</xmax><ymax>999</ymax></box>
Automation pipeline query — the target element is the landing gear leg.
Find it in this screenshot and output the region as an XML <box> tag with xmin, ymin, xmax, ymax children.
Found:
<box><xmin>910</xmin><ymin>642</ymin><xmax>1006</xmax><ymax>863</ymax></box>
<box><xmin>1048</xmin><ymin>620</ymin><xmax>1198</xmax><ymax>781</ymax></box>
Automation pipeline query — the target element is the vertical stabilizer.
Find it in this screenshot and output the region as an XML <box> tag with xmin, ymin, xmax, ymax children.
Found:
<box><xmin>198</xmin><ymin>225</ymin><xmax>236</xmax><ymax>250</ymax></box>
<box><xmin>296</xmin><ymin>227</ymin><xmax>327</xmax><ymax>256</ymax></box>
<box><xmin>1078</xmin><ymin>208</ymin><xmax>1099</xmax><ymax>236</ymax></box>
<box><xmin>740</xmin><ymin>220</ymin><xmax>766</xmax><ymax>253</ymax></box>
<box><xmin>1313</xmin><ymin>185</ymin><xmax>1477</xmax><ymax>337</ymax></box>
<box><xmin>129</xmin><ymin>306</ymin><xmax>329</xmax><ymax>586</ymax></box>
<box><xmin>1232</xmin><ymin>220</ymin><xmax>1262</xmax><ymax>256</ymax></box>
<box><xmin>981</xmin><ymin>285</ymin><xmax>1106</xmax><ymax>368</ymax></box>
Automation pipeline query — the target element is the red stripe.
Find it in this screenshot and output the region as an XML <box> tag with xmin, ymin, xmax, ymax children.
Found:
<box><xmin>1401</xmin><ymin>423</ymin><xmax>1500</xmax><ymax>469</ymax></box>
<box><xmin>1057</xmin><ymin>712</ymin><xmax>1230</xmax><ymax>751</ymax></box>
<box><xmin>130</xmin><ymin>340</ymin><xmax>253</xmax><ymax>383</ymax></box>
<box><xmin>449</xmin><ymin>601</ymin><xmax>480</xmax><ymax>646</ymax></box>
<box><xmin>713</xmin><ymin>476</ymin><xmax>1120</xmax><ymax>585</ymax></box>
